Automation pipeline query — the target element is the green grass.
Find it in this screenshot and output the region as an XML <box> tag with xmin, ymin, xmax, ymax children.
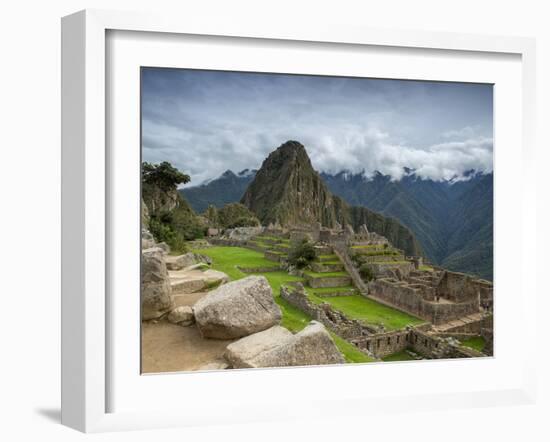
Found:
<box><xmin>307</xmin><ymin>293</ymin><xmax>424</xmax><ymax>331</ymax></box>
<box><xmin>460</xmin><ymin>336</ymin><xmax>486</xmax><ymax>352</ymax></box>
<box><xmin>356</xmin><ymin>250</ymin><xmax>401</xmax><ymax>257</ymax></box>
<box><xmin>382</xmin><ymin>349</ymin><xmax>422</xmax><ymax>362</ymax></box>
<box><xmin>310</xmin><ymin>285</ymin><xmax>356</xmax><ymax>294</ymax></box>
<box><xmin>351</xmin><ymin>244</ymin><xmax>385</xmax><ymax>250</ymax></box>
<box><xmin>419</xmin><ymin>265</ymin><xmax>434</xmax><ymax>272</ymax></box>
<box><xmin>369</xmin><ymin>260</ymin><xmax>410</xmax><ymax>265</ymax></box>
<box><xmin>190</xmin><ymin>245</ymin><xmax>378</xmax><ymax>363</ymax></box>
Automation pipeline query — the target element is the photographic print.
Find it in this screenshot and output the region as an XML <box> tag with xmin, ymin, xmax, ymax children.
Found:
<box><xmin>140</xmin><ymin>68</ymin><xmax>494</xmax><ymax>373</ymax></box>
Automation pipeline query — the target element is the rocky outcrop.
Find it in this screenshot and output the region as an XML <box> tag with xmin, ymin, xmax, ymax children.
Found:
<box><xmin>141</xmin><ymin>229</ymin><xmax>156</xmax><ymax>249</ymax></box>
<box><xmin>193</xmin><ymin>276</ymin><xmax>281</xmax><ymax>339</ymax></box>
<box><xmin>240</xmin><ymin>141</ymin><xmax>421</xmax><ymax>256</ymax></box>
<box><xmin>170</xmin><ymin>269</ymin><xmax>230</xmax><ymax>294</ymax></box>
<box><xmin>141</xmin><ymin>247</ymin><xmax>174</xmax><ymax>320</ymax></box>
<box><xmin>165</xmin><ymin>252</ymin><xmax>212</xmax><ymax>271</ymax></box>
<box><xmin>167</xmin><ymin>306</ymin><xmax>195</xmax><ymax>326</ymax></box>
<box><xmin>225</xmin><ymin>321</ymin><xmax>345</xmax><ymax>368</ymax></box>
<box><xmin>224</xmin><ymin>325</ymin><xmax>293</xmax><ymax>368</ymax></box>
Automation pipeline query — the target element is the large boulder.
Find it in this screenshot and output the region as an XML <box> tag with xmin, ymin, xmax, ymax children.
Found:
<box><xmin>141</xmin><ymin>247</ymin><xmax>174</xmax><ymax>320</ymax></box>
<box><xmin>193</xmin><ymin>276</ymin><xmax>281</xmax><ymax>339</ymax></box>
<box><xmin>141</xmin><ymin>229</ymin><xmax>156</xmax><ymax>249</ymax></box>
<box><xmin>167</xmin><ymin>306</ymin><xmax>194</xmax><ymax>326</ymax></box>
<box><xmin>226</xmin><ymin>321</ymin><xmax>345</xmax><ymax>368</ymax></box>
<box><xmin>224</xmin><ymin>325</ymin><xmax>293</xmax><ymax>368</ymax></box>
<box><xmin>166</xmin><ymin>252</ymin><xmax>212</xmax><ymax>271</ymax></box>
<box><xmin>170</xmin><ymin>269</ymin><xmax>229</xmax><ymax>294</ymax></box>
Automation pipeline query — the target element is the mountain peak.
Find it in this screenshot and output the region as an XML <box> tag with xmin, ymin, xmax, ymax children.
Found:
<box><xmin>240</xmin><ymin>141</ymin><xmax>340</xmax><ymax>227</ymax></box>
<box><xmin>221</xmin><ymin>169</ymin><xmax>236</xmax><ymax>178</ymax></box>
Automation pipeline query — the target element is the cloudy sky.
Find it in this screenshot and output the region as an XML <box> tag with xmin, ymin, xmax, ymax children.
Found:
<box><xmin>141</xmin><ymin>68</ymin><xmax>493</xmax><ymax>186</ymax></box>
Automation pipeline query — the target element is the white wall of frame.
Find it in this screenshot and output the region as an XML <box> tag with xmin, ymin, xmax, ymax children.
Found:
<box><xmin>0</xmin><ymin>1</ymin><xmax>548</xmax><ymax>441</ymax></box>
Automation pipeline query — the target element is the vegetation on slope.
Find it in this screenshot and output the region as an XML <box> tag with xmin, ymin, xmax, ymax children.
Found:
<box><xmin>142</xmin><ymin>161</ymin><xmax>205</xmax><ymax>252</ymax></box>
<box><xmin>322</xmin><ymin>170</ymin><xmax>493</xmax><ymax>280</ymax></box>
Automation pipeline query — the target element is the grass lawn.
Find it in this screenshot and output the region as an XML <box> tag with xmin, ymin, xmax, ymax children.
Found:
<box><xmin>460</xmin><ymin>336</ymin><xmax>486</xmax><ymax>352</ymax></box>
<box><xmin>419</xmin><ymin>265</ymin><xmax>434</xmax><ymax>272</ymax></box>
<box><xmin>310</xmin><ymin>285</ymin><xmax>357</xmax><ymax>294</ymax></box>
<box><xmin>307</xmin><ymin>293</ymin><xmax>424</xmax><ymax>330</ymax></box>
<box><xmin>382</xmin><ymin>349</ymin><xmax>422</xmax><ymax>362</ymax></box>
<box><xmin>190</xmin><ymin>245</ymin><xmax>374</xmax><ymax>363</ymax></box>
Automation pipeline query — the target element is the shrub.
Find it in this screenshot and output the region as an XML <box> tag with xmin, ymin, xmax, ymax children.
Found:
<box><xmin>289</xmin><ymin>239</ymin><xmax>316</xmax><ymax>269</ymax></box>
<box><xmin>227</xmin><ymin>216</ymin><xmax>260</xmax><ymax>229</ymax></box>
<box><xmin>359</xmin><ymin>264</ymin><xmax>375</xmax><ymax>282</ymax></box>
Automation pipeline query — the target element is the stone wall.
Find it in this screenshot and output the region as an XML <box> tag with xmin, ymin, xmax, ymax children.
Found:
<box><xmin>352</xmin><ymin>329</ymin><xmax>410</xmax><ymax>358</ymax></box>
<box><xmin>280</xmin><ymin>285</ymin><xmax>372</xmax><ymax>340</ymax></box>
<box><xmin>306</xmin><ymin>275</ymin><xmax>352</xmax><ymax>288</ymax></box>
<box><xmin>481</xmin><ymin>314</ymin><xmax>494</xmax><ymax>356</ymax></box>
<box><xmin>436</xmin><ymin>270</ymin><xmax>488</xmax><ymax>304</ymax></box>
<box><xmin>332</xmin><ymin>244</ymin><xmax>369</xmax><ymax>295</ymax></box>
<box><xmin>409</xmin><ymin>329</ymin><xmax>483</xmax><ymax>359</ymax></box>
<box><xmin>368</xmin><ymin>278</ymin><xmax>479</xmax><ymax>325</ymax></box>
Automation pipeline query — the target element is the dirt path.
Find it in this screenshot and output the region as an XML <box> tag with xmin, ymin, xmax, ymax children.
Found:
<box><xmin>141</xmin><ymin>291</ymin><xmax>236</xmax><ymax>373</ymax></box>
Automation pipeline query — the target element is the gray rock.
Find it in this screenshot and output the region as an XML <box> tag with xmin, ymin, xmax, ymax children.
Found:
<box><xmin>141</xmin><ymin>247</ymin><xmax>174</xmax><ymax>320</ymax></box>
<box><xmin>141</xmin><ymin>229</ymin><xmax>156</xmax><ymax>249</ymax></box>
<box><xmin>156</xmin><ymin>242</ymin><xmax>171</xmax><ymax>254</ymax></box>
<box><xmin>166</xmin><ymin>253</ymin><xmax>195</xmax><ymax>270</ymax></box>
<box><xmin>223</xmin><ymin>226</ymin><xmax>264</xmax><ymax>241</ymax></box>
<box><xmin>224</xmin><ymin>325</ymin><xmax>293</xmax><ymax>368</ymax></box>
<box><xmin>170</xmin><ymin>269</ymin><xmax>229</xmax><ymax>294</ymax></box>
<box><xmin>198</xmin><ymin>360</ymin><xmax>230</xmax><ymax>371</ymax></box>
<box><xmin>235</xmin><ymin>321</ymin><xmax>345</xmax><ymax>368</ymax></box>
<box><xmin>193</xmin><ymin>276</ymin><xmax>281</xmax><ymax>339</ymax></box>
<box><xmin>166</xmin><ymin>252</ymin><xmax>212</xmax><ymax>271</ymax></box>
<box><xmin>167</xmin><ymin>306</ymin><xmax>194</xmax><ymax>326</ymax></box>
<box><xmin>183</xmin><ymin>262</ymin><xmax>210</xmax><ymax>272</ymax></box>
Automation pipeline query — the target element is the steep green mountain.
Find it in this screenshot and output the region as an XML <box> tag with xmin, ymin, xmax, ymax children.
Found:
<box><xmin>321</xmin><ymin>170</ymin><xmax>493</xmax><ymax>280</ymax></box>
<box><xmin>240</xmin><ymin>141</ymin><xmax>422</xmax><ymax>256</ymax></box>
<box><xmin>181</xmin><ymin>169</ymin><xmax>256</xmax><ymax>213</ymax></box>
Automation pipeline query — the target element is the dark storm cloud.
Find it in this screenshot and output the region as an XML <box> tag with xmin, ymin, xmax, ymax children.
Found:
<box><xmin>141</xmin><ymin>68</ymin><xmax>493</xmax><ymax>185</ymax></box>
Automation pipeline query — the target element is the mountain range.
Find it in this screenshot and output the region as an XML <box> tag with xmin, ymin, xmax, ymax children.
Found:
<box><xmin>181</xmin><ymin>142</ymin><xmax>493</xmax><ymax>280</ymax></box>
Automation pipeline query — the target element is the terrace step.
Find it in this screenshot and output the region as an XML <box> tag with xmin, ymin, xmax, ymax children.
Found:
<box><xmin>312</xmin><ymin>289</ymin><xmax>358</xmax><ymax>298</ymax></box>
<box><xmin>431</xmin><ymin>312</ymin><xmax>485</xmax><ymax>333</ymax></box>
<box><xmin>317</xmin><ymin>254</ymin><xmax>339</xmax><ymax>263</ymax></box>
<box><xmin>305</xmin><ymin>273</ymin><xmax>352</xmax><ymax>288</ymax></box>
<box><xmin>310</xmin><ymin>262</ymin><xmax>345</xmax><ymax>273</ymax></box>
<box><xmin>264</xmin><ymin>250</ymin><xmax>286</xmax><ymax>262</ymax></box>
<box><xmin>314</xmin><ymin>245</ymin><xmax>333</xmax><ymax>255</ymax></box>
<box><xmin>271</xmin><ymin>244</ymin><xmax>291</xmax><ymax>253</ymax></box>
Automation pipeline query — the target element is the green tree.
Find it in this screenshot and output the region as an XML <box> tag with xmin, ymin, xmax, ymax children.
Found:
<box><xmin>289</xmin><ymin>239</ymin><xmax>316</xmax><ymax>269</ymax></box>
<box><xmin>142</xmin><ymin>161</ymin><xmax>190</xmax><ymax>192</ymax></box>
<box><xmin>359</xmin><ymin>264</ymin><xmax>375</xmax><ymax>282</ymax></box>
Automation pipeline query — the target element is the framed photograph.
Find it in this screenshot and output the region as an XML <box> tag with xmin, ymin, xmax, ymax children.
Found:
<box><xmin>61</xmin><ymin>9</ymin><xmax>537</xmax><ymax>433</ymax></box>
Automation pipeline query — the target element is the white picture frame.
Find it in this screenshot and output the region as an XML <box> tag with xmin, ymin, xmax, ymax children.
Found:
<box><xmin>61</xmin><ymin>9</ymin><xmax>537</xmax><ymax>433</ymax></box>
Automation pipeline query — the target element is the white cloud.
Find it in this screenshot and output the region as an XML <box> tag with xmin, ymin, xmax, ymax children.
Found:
<box><xmin>141</xmin><ymin>69</ymin><xmax>493</xmax><ymax>184</ymax></box>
